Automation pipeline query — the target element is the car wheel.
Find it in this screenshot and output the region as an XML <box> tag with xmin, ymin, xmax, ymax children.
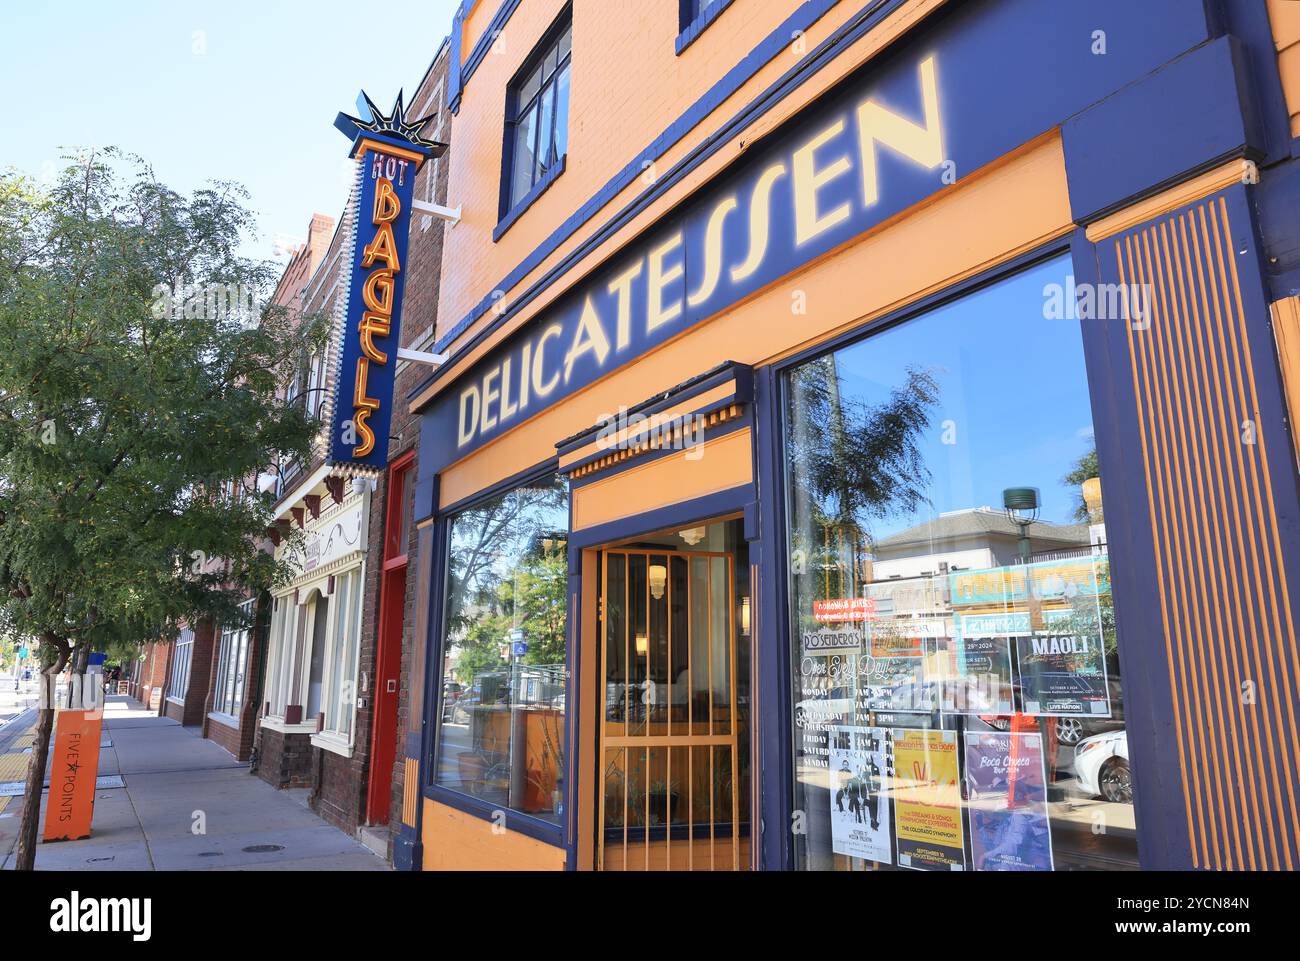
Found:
<box><xmin>1099</xmin><ymin>757</ymin><xmax>1132</xmax><ymax>804</ymax></box>
<box><xmin>1056</xmin><ymin>717</ymin><xmax>1084</xmax><ymax>745</ymax></box>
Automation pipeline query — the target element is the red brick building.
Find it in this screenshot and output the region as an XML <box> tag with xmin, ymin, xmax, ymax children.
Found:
<box><xmin>248</xmin><ymin>39</ymin><xmax>452</xmax><ymax>858</ymax></box>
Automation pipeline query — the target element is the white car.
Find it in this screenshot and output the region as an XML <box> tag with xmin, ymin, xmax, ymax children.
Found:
<box><xmin>1073</xmin><ymin>729</ymin><xmax>1130</xmax><ymax>803</ymax></box>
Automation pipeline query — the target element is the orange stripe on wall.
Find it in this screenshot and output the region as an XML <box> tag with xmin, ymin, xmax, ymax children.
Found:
<box><xmin>1113</xmin><ymin>192</ymin><xmax>1300</xmax><ymax>870</ymax></box>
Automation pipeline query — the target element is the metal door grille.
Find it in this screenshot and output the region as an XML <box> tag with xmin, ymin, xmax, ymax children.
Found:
<box><xmin>597</xmin><ymin>549</ymin><xmax>745</xmax><ymax>870</ymax></box>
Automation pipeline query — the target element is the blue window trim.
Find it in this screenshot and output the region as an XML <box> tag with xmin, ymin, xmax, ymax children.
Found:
<box><xmin>422</xmin><ymin>459</ymin><xmax>570</xmax><ymax>849</ymax></box>
<box><xmin>676</xmin><ymin>0</ymin><xmax>737</xmax><ymax>56</ymax></box>
<box><xmin>449</xmin><ymin>0</ymin><xmax>524</xmax><ymax>115</ymax></box>
<box><xmin>495</xmin><ymin>5</ymin><xmax>573</xmax><ymax>241</ymax></box>
<box><xmin>494</xmin><ymin>154</ymin><xmax>566</xmax><ymax>242</ymax></box>
<box><xmin>754</xmin><ymin>238</ymin><xmax>1076</xmax><ymax>870</ymax></box>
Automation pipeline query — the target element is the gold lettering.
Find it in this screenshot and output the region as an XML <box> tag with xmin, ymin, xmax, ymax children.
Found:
<box><xmin>480</xmin><ymin>366</ymin><xmax>500</xmax><ymax>433</ymax></box>
<box><xmin>856</xmin><ymin>55</ymin><xmax>944</xmax><ymax>207</ymax></box>
<box><xmin>457</xmin><ymin>385</ymin><xmax>481</xmax><ymax>447</ymax></box>
<box><xmin>373</xmin><ymin>177</ymin><xmax>401</xmax><ymax>223</ymax></box>
<box><xmin>688</xmin><ymin>195</ymin><xmax>737</xmax><ymax>307</ymax></box>
<box><xmin>359</xmin><ymin>312</ymin><xmax>390</xmax><ymax>363</ymax></box>
<box><xmin>353</xmin><ymin>407</ymin><xmax>375</xmax><ymax>457</ymax></box>
<box><xmin>362</xmin><ymin>270</ymin><xmax>395</xmax><ymax>314</ymax></box>
<box><xmin>564</xmin><ymin>296</ymin><xmax>611</xmax><ymax>383</ymax></box>
<box><xmin>354</xmin><ymin>357</ymin><xmax>380</xmax><ymax>411</ymax></box>
<box><xmin>362</xmin><ymin>221</ymin><xmax>400</xmax><ymax>272</ymax></box>
<box><xmin>647</xmin><ymin>232</ymin><xmax>684</xmax><ymax>333</ymax></box>
<box><xmin>606</xmin><ymin>259</ymin><xmax>644</xmax><ymax>350</ymax></box>
<box><xmin>730</xmin><ymin>163</ymin><xmax>786</xmax><ymax>283</ymax></box>
<box><xmin>532</xmin><ymin>324</ymin><xmax>562</xmax><ymax>398</ymax></box>
<box><xmin>793</xmin><ymin>119</ymin><xmax>851</xmax><ymax>246</ymax></box>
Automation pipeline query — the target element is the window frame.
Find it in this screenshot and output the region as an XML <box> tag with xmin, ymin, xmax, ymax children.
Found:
<box><xmin>425</xmin><ymin>464</ymin><xmax>571</xmax><ymax>846</ymax></box>
<box><xmin>676</xmin><ymin>0</ymin><xmax>736</xmax><ymax>55</ymax></box>
<box><xmin>315</xmin><ymin>565</ymin><xmax>365</xmax><ymax>750</ymax></box>
<box><xmin>765</xmin><ymin>240</ymin><xmax>1146</xmax><ymax>871</ymax></box>
<box><xmin>211</xmin><ymin>598</ymin><xmax>255</xmax><ymax>719</ymax></box>
<box><xmin>166</xmin><ymin>627</ymin><xmax>195</xmax><ymax>704</ymax></box>
<box><xmin>496</xmin><ymin>6</ymin><xmax>573</xmax><ymax>240</ymax></box>
<box><xmin>262</xmin><ymin>565</ymin><xmax>365</xmax><ymax>751</ymax></box>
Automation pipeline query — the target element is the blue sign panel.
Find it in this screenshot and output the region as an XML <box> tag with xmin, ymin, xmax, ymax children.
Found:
<box><xmin>420</xmin><ymin>0</ymin><xmax>1211</xmax><ymax>473</ymax></box>
<box><xmin>331</xmin><ymin>93</ymin><xmax>445</xmax><ymax>469</ymax></box>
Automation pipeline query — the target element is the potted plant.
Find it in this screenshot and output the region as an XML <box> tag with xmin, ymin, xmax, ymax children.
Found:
<box><xmin>647</xmin><ymin>778</ymin><xmax>681</xmax><ymax>825</ymax></box>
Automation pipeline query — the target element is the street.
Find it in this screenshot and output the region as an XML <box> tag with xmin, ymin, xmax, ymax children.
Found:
<box><xmin>0</xmin><ymin>695</ymin><xmax>387</xmax><ymax>871</ymax></box>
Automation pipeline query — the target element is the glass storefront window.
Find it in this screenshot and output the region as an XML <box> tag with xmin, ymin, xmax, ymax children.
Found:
<box><xmin>433</xmin><ymin>475</ymin><xmax>569</xmax><ymax>824</ymax></box>
<box><xmin>784</xmin><ymin>255</ymin><xmax>1137</xmax><ymax>870</ymax></box>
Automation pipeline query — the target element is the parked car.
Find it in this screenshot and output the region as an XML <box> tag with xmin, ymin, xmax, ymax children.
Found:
<box><xmin>440</xmin><ymin>681</ymin><xmax>464</xmax><ymax>722</ymax></box>
<box><xmin>1073</xmin><ymin>729</ymin><xmax>1130</xmax><ymax>803</ymax></box>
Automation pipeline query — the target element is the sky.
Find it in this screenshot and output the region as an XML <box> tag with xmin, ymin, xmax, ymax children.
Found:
<box><xmin>799</xmin><ymin>255</ymin><xmax>1098</xmax><ymax>540</ymax></box>
<box><xmin>0</xmin><ymin>0</ymin><xmax>460</xmax><ymax>262</ymax></box>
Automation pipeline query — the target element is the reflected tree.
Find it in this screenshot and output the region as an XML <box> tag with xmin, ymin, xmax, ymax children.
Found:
<box><xmin>786</xmin><ymin>357</ymin><xmax>939</xmax><ymax>595</ymax></box>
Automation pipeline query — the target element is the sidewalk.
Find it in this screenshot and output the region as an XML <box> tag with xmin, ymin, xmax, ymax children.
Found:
<box><xmin>0</xmin><ymin>695</ymin><xmax>389</xmax><ymax>871</ymax></box>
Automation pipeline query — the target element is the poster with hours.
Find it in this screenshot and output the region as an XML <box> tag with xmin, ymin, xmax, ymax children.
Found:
<box><xmin>828</xmin><ymin>726</ymin><xmax>894</xmax><ymax>864</ymax></box>
<box><xmin>964</xmin><ymin>731</ymin><xmax>1054</xmax><ymax>871</ymax></box>
<box><xmin>892</xmin><ymin>728</ymin><xmax>965</xmax><ymax>870</ymax></box>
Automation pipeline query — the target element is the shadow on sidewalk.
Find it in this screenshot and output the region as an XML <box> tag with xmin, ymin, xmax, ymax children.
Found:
<box><xmin>1</xmin><ymin>696</ymin><xmax>389</xmax><ymax>871</ymax></box>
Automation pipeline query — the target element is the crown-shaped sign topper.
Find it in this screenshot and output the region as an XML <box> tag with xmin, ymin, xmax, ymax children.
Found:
<box><xmin>334</xmin><ymin>90</ymin><xmax>448</xmax><ymax>161</ymax></box>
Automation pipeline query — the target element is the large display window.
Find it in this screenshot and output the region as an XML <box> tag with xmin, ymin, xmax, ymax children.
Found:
<box><xmin>783</xmin><ymin>255</ymin><xmax>1138</xmax><ymax>870</ymax></box>
<box><xmin>432</xmin><ymin>475</ymin><xmax>570</xmax><ymax>825</ymax></box>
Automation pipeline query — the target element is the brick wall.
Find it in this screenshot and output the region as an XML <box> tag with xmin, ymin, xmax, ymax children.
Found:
<box><xmin>383</xmin><ymin>45</ymin><xmax>453</xmax><ymax>847</ymax></box>
<box><xmin>256</xmin><ymin>726</ymin><xmax>314</xmax><ymax>789</ymax></box>
<box><xmin>129</xmin><ymin>639</ymin><xmax>170</xmax><ymax>709</ymax></box>
<box><xmin>202</xmin><ymin>592</ymin><xmax>266</xmax><ymax>762</ymax></box>
<box><xmin>164</xmin><ymin>618</ymin><xmax>216</xmax><ymax>727</ymax></box>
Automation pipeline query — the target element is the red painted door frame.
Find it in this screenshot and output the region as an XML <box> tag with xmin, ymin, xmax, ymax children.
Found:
<box><xmin>365</xmin><ymin>451</ymin><xmax>413</xmax><ymax>825</ymax></box>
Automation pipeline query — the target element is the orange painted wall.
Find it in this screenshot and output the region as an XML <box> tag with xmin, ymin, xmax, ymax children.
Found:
<box><xmin>421</xmin><ymin>798</ymin><xmax>567</xmax><ymax>870</ymax></box>
<box><xmin>1268</xmin><ymin>0</ymin><xmax>1300</xmax><ymax>137</ymax></box>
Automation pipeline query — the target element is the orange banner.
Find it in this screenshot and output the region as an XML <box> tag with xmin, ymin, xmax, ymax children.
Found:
<box><xmin>43</xmin><ymin>708</ymin><xmax>104</xmax><ymax>842</ymax></box>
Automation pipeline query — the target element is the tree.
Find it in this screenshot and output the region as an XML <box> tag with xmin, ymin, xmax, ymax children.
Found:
<box><xmin>0</xmin><ymin>151</ymin><xmax>326</xmax><ymax>869</ymax></box>
<box><xmin>785</xmin><ymin>358</ymin><xmax>939</xmax><ymax>605</ymax></box>
<box><xmin>1063</xmin><ymin>446</ymin><xmax>1100</xmax><ymax>523</ymax></box>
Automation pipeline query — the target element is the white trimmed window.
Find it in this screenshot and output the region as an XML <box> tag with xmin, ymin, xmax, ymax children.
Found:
<box><xmin>262</xmin><ymin>568</ymin><xmax>364</xmax><ymax>748</ymax></box>
<box><xmin>213</xmin><ymin>599</ymin><xmax>254</xmax><ymax>717</ymax></box>
<box><xmin>166</xmin><ymin>627</ymin><xmax>195</xmax><ymax>702</ymax></box>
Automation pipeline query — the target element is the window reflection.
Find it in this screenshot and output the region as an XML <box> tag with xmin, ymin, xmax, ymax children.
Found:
<box><xmin>434</xmin><ymin>476</ymin><xmax>569</xmax><ymax>823</ymax></box>
<box><xmin>785</xmin><ymin>256</ymin><xmax>1137</xmax><ymax>871</ymax></box>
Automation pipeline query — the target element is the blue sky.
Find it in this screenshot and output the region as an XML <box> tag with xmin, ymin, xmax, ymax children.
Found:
<box><xmin>815</xmin><ymin>255</ymin><xmax>1097</xmax><ymax>539</ymax></box>
<box><xmin>0</xmin><ymin>0</ymin><xmax>459</xmax><ymax>262</ymax></box>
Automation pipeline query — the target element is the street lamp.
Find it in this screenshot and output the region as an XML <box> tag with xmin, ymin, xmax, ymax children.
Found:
<box><xmin>1002</xmin><ymin>486</ymin><xmax>1040</xmax><ymax>564</ymax></box>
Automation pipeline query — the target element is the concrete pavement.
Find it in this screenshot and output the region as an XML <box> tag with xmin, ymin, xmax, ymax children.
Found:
<box><xmin>0</xmin><ymin>695</ymin><xmax>389</xmax><ymax>871</ymax></box>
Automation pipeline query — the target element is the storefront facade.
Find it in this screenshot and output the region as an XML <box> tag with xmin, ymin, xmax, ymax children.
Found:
<box><xmin>397</xmin><ymin>0</ymin><xmax>1300</xmax><ymax>871</ymax></box>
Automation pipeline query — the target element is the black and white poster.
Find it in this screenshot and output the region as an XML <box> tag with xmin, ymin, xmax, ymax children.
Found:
<box><xmin>828</xmin><ymin>725</ymin><xmax>894</xmax><ymax>863</ymax></box>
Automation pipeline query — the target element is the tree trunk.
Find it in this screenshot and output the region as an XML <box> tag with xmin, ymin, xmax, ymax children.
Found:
<box><xmin>14</xmin><ymin>635</ymin><xmax>70</xmax><ymax>871</ymax></box>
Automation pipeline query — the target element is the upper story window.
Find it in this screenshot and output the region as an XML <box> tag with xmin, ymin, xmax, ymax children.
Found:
<box><xmin>502</xmin><ymin>14</ymin><xmax>572</xmax><ymax>219</ymax></box>
<box><xmin>678</xmin><ymin>0</ymin><xmax>703</xmax><ymax>30</ymax></box>
<box><xmin>677</xmin><ymin>0</ymin><xmax>735</xmax><ymax>54</ymax></box>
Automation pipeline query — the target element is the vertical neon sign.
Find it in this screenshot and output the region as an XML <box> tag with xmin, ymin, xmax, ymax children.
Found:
<box><xmin>330</xmin><ymin>92</ymin><xmax>445</xmax><ymax>468</ymax></box>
